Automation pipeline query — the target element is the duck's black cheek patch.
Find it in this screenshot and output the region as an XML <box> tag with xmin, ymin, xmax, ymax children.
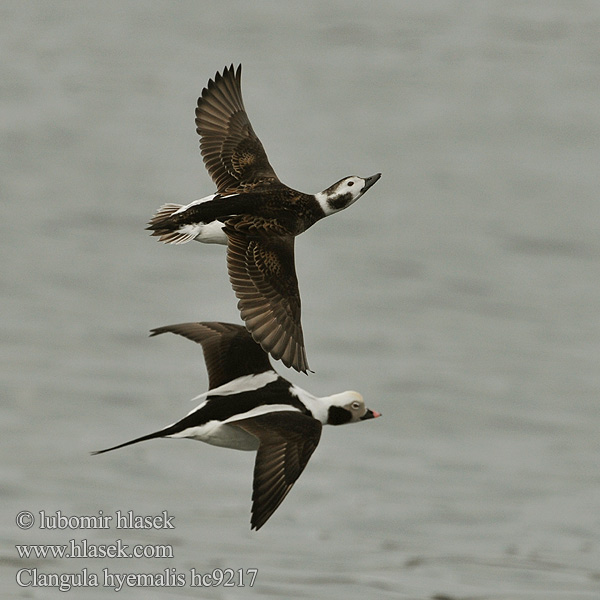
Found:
<box><xmin>328</xmin><ymin>193</ymin><xmax>353</xmax><ymax>211</ymax></box>
<box><xmin>327</xmin><ymin>406</ymin><xmax>352</xmax><ymax>425</ymax></box>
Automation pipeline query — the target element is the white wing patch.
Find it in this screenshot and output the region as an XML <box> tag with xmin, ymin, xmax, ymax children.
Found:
<box><xmin>203</xmin><ymin>372</ymin><xmax>280</xmax><ymax>398</ymax></box>
<box><xmin>224</xmin><ymin>403</ymin><xmax>302</xmax><ymax>425</ymax></box>
<box><xmin>178</xmin><ymin>193</ymin><xmax>219</xmax><ymax>213</ymax></box>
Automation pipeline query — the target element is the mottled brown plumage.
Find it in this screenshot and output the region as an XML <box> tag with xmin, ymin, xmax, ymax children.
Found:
<box><xmin>195</xmin><ymin>65</ymin><xmax>281</xmax><ymax>194</ymax></box>
<box><xmin>147</xmin><ymin>65</ymin><xmax>381</xmax><ymax>373</ymax></box>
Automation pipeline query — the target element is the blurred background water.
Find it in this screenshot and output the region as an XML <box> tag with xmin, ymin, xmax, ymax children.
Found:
<box><xmin>2</xmin><ymin>1</ymin><xmax>599</xmax><ymax>598</ymax></box>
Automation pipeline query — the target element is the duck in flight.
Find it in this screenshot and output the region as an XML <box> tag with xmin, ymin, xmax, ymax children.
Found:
<box><xmin>92</xmin><ymin>321</ymin><xmax>380</xmax><ymax>530</ymax></box>
<box><xmin>147</xmin><ymin>65</ymin><xmax>381</xmax><ymax>373</ymax></box>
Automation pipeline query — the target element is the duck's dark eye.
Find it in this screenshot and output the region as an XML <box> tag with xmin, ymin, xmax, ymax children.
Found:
<box><xmin>347</xmin><ymin>181</ymin><xmax>354</xmax><ymax>186</ymax></box>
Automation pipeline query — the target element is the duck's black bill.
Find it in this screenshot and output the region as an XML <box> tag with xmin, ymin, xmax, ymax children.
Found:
<box><xmin>360</xmin><ymin>408</ymin><xmax>381</xmax><ymax>420</ymax></box>
<box><xmin>363</xmin><ymin>173</ymin><xmax>381</xmax><ymax>192</ymax></box>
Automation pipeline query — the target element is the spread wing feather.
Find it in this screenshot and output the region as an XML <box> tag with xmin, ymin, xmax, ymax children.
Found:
<box><xmin>225</xmin><ymin>226</ymin><xmax>309</xmax><ymax>373</ymax></box>
<box><xmin>231</xmin><ymin>411</ymin><xmax>322</xmax><ymax>530</ymax></box>
<box><xmin>195</xmin><ymin>65</ymin><xmax>281</xmax><ymax>193</ymax></box>
<box><xmin>149</xmin><ymin>321</ymin><xmax>273</xmax><ymax>389</ymax></box>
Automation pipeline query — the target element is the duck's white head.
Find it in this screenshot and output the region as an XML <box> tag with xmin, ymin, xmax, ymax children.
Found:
<box><xmin>316</xmin><ymin>173</ymin><xmax>381</xmax><ymax>216</ymax></box>
<box><xmin>325</xmin><ymin>390</ymin><xmax>381</xmax><ymax>426</ymax></box>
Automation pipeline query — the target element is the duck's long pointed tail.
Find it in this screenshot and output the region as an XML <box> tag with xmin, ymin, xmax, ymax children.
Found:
<box><xmin>91</xmin><ymin>423</ymin><xmax>180</xmax><ymax>456</ymax></box>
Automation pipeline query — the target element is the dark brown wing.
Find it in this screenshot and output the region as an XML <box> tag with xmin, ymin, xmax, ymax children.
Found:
<box><xmin>225</xmin><ymin>226</ymin><xmax>309</xmax><ymax>373</ymax></box>
<box><xmin>149</xmin><ymin>322</ymin><xmax>274</xmax><ymax>389</ymax></box>
<box><xmin>196</xmin><ymin>65</ymin><xmax>281</xmax><ymax>194</ymax></box>
<box><xmin>231</xmin><ymin>411</ymin><xmax>322</xmax><ymax>530</ymax></box>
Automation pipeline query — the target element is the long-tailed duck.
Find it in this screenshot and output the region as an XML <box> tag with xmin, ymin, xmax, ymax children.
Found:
<box><xmin>147</xmin><ymin>65</ymin><xmax>381</xmax><ymax>373</ymax></box>
<box><xmin>92</xmin><ymin>321</ymin><xmax>380</xmax><ymax>530</ymax></box>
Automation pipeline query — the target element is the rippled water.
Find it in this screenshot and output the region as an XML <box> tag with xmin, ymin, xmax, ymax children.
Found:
<box><xmin>2</xmin><ymin>1</ymin><xmax>600</xmax><ymax>598</ymax></box>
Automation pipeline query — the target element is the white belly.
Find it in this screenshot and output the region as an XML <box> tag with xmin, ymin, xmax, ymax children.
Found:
<box><xmin>178</xmin><ymin>194</ymin><xmax>228</xmax><ymax>245</ymax></box>
<box><xmin>194</xmin><ymin>220</ymin><xmax>227</xmax><ymax>244</ymax></box>
<box><xmin>168</xmin><ymin>421</ymin><xmax>259</xmax><ymax>451</ymax></box>
<box><xmin>156</xmin><ymin>193</ymin><xmax>229</xmax><ymax>245</ymax></box>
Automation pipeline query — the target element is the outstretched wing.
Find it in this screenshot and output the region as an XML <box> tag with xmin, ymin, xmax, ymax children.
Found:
<box><xmin>196</xmin><ymin>64</ymin><xmax>281</xmax><ymax>194</ymax></box>
<box><xmin>226</xmin><ymin>226</ymin><xmax>309</xmax><ymax>373</ymax></box>
<box><xmin>150</xmin><ymin>321</ymin><xmax>274</xmax><ymax>389</ymax></box>
<box><xmin>231</xmin><ymin>411</ymin><xmax>322</xmax><ymax>530</ymax></box>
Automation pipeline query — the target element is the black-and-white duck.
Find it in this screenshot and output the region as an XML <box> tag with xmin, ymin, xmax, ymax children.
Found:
<box><xmin>93</xmin><ymin>322</ymin><xmax>380</xmax><ymax>530</ymax></box>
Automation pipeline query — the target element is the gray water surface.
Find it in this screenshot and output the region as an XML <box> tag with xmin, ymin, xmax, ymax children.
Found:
<box><xmin>2</xmin><ymin>1</ymin><xmax>600</xmax><ymax>598</ymax></box>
